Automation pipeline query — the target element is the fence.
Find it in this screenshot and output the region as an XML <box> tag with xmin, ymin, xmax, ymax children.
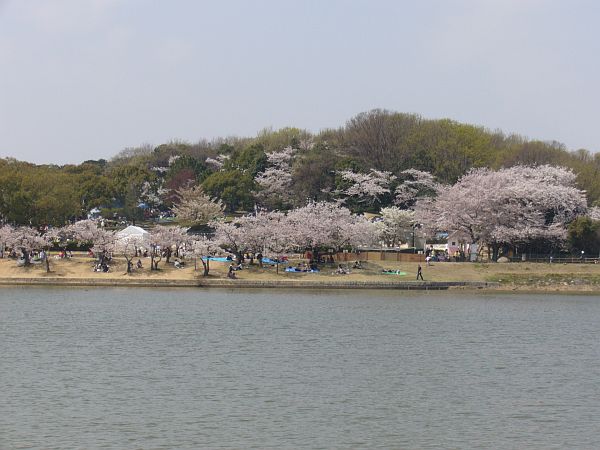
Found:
<box><xmin>335</xmin><ymin>251</ymin><xmax>423</xmax><ymax>263</ymax></box>
<box><xmin>508</xmin><ymin>254</ymin><xmax>600</xmax><ymax>264</ymax></box>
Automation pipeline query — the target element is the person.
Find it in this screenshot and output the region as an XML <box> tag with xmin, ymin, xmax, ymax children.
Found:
<box><xmin>417</xmin><ymin>264</ymin><xmax>424</xmax><ymax>280</ymax></box>
<box><xmin>174</xmin><ymin>259</ymin><xmax>182</xmax><ymax>268</ymax></box>
<box><xmin>228</xmin><ymin>263</ymin><xmax>236</xmax><ymax>279</ymax></box>
<box><xmin>425</xmin><ymin>255</ymin><xmax>431</xmax><ymax>266</ymax></box>
<box><xmin>352</xmin><ymin>260</ymin><xmax>363</xmax><ymax>269</ymax></box>
<box><xmin>136</xmin><ymin>259</ymin><xmax>143</xmax><ymax>269</ymax></box>
<box><xmin>336</xmin><ymin>264</ymin><xmax>347</xmax><ymax>274</ymax></box>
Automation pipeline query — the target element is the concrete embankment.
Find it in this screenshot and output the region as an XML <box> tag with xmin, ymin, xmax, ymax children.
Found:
<box><xmin>0</xmin><ymin>277</ymin><xmax>498</xmax><ymax>290</ymax></box>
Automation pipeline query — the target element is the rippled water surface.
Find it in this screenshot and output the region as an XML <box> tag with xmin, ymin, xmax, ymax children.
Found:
<box><xmin>2</xmin><ymin>287</ymin><xmax>600</xmax><ymax>449</ymax></box>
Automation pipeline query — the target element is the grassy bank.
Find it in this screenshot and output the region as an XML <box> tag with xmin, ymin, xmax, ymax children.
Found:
<box><xmin>1</xmin><ymin>254</ymin><xmax>600</xmax><ymax>292</ymax></box>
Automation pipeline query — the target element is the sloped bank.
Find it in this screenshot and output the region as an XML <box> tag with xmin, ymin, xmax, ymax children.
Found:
<box><xmin>0</xmin><ymin>277</ymin><xmax>497</xmax><ymax>290</ymax></box>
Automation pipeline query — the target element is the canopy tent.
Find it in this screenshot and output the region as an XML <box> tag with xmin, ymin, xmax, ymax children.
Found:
<box><xmin>115</xmin><ymin>225</ymin><xmax>149</xmax><ymax>244</ymax></box>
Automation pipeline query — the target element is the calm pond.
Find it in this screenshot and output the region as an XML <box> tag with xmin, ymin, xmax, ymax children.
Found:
<box><xmin>1</xmin><ymin>287</ymin><xmax>599</xmax><ymax>449</ymax></box>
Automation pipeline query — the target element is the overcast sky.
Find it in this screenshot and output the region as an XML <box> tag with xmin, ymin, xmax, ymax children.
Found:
<box><xmin>1</xmin><ymin>0</ymin><xmax>599</xmax><ymax>164</ymax></box>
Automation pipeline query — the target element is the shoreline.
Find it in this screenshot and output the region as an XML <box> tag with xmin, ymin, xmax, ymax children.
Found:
<box><xmin>3</xmin><ymin>277</ymin><xmax>600</xmax><ymax>294</ymax></box>
<box><xmin>0</xmin><ymin>276</ymin><xmax>497</xmax><ymax>290</ymax></box>
<box><xmin>3</xmin><ymin>258</ymin><xmax>600</xmax><ymax>293</ymax></box>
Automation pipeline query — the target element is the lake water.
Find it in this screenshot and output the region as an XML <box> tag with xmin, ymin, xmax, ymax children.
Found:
<box><xmin>1</xmin><ymin>287</ymin><xmax>600</xmax><ymax>449</ymax></box>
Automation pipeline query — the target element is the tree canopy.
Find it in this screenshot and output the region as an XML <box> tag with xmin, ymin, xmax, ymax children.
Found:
<box><xmin>2</xmin><ymin>109</ymin><xmax>600</xmax><ymax>228</ymax></box>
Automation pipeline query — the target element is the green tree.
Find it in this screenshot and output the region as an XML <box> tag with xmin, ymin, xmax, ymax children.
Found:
<box><xmin>225</xmin><ymin>144</ymin><xmax>267</xmax><ymax>177</ymax></box>
<box><xmin>202</xmin><ymin>170</ymin><xmax>255</xmax><ymax>212</ymax></box>
<box><xmin>568</xmin><ymin>216</ymin><xmax>600</xmax><ymax>255</ymax></box>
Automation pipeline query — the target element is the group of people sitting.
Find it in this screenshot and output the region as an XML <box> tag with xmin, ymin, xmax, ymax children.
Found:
<box><xmin>227</xmin><ymin>262</ymin><xmax>243</xmax><ymax>278</ymax></box>
<box><xmin>335</xmin><ymin>261</ymin><xmax>364</xmax><ymax>275</ymax></box>
<box><xmin>93</xmin><ymin>262</ymin><xmax>110</xmax><ymax>272</ymax></box>
<box><xmin>336</xmin><ymin>264</ymin><xmax>349</xmax><ymax>274</ymax></box>
<box><xmin>287</xmin><ymin>261</ymin><xmax>319</xmax><ymax>272</ymax></box>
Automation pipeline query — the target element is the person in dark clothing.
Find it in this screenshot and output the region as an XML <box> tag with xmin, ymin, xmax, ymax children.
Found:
<box><xmin>227</xmin><ymin>263</ymin><xmax>236</xmax><ymax>279</ymax></box>
<box><xmin>416</xmin><ymin>264</ymin><xmax>424</xmax><ymax>280</ymax></box>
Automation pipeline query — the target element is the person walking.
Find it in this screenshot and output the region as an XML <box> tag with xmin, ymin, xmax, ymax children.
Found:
<box><xmin>416</xmin><ymin>264</ymin><xmax>424</xmax><ymax>280</ymax></box>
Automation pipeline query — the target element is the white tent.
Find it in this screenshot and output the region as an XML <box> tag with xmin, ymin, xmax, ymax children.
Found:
<box><xmin>115</xmin><ymin>225</ymin><xmax>149</xmax><ymax>244</ymax></box>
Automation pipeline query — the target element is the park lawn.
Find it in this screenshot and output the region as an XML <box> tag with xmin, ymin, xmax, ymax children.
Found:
<box><xmin>1</xmin><ymin>253</ymin><xmax>600</xmax><ymax>290</ymax></box>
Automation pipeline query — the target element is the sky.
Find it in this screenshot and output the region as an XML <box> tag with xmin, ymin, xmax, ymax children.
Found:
<box><xmin>1</xmin><ymin>0</ymin><xmax>599</xmax><ymax>164</ymax></box>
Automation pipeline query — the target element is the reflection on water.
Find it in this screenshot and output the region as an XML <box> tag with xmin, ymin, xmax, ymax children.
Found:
<box><xmin>1</xmin><ymin>287</ymin><xmax>600</xmax><ymax>449</ymax></box>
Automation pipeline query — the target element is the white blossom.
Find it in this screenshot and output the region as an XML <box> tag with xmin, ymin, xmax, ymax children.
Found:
<box><xmin>172</xmin><ymin>185</ymin><xmax>224</xmax><ymax>226</ymax></box>
<box><xmin>339</xmin><ymin>169</ymin><xmax>396</xmax><ymax>205</ymax></box>
<box><xmin>416</xmin><ymin>165</ymin><xmax>587</xmax><ymax>256</ymax></box>
<box><xmin>375</xmin><ymin>207</ymin><xmax>416</xmax><ymax>247</ymax></box>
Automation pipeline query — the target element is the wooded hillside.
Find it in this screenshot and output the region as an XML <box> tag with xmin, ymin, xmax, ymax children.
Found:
<box><xmin>1</xmin><ymin>109</ymin><xmax>598</xmax><ymax>226</ymax></box>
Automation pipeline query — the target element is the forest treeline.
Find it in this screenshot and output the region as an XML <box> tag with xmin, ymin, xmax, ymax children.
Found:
<box><xmin>1</xmin><ymin>109</ymin><xmax>599</xmax><ymax>226</ymax></box>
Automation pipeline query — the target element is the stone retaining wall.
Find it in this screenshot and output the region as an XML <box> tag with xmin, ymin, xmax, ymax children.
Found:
<box><xmin>0</xmin><ymin>277</ymin><xmax>498</xmax><ymax>290</ymax></box>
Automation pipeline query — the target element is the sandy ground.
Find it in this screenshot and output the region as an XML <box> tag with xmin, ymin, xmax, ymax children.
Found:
<box><xmin>2</xmin><ymin>252</ymin><xmax>600</xmax><ymax>292</ymax></box>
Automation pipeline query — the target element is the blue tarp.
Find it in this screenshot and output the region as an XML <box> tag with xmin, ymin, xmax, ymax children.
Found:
<box><xmin>284</xmin><ymin>267</ymin><xmax>320</xmax><ymax>273</ymax></box>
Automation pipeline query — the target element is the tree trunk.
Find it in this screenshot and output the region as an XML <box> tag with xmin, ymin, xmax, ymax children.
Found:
<box><xmin>21</xmin><ymin>248</ymin><xmax>30</xmax><ymax>266</ymax></box>
<box><xmin>45</xmin><ymin>251</ymin><xmax>50</xmax><ymax>273</ymax></box>
<box><xmin>491</xmin><ymin>244</ymin><xmax>499</xmax><ymax>262</ymax></box>
<box><xmin>200</xmin><ymin>257</ymin><xmax>210</xmax><ymax>276</ymax></box>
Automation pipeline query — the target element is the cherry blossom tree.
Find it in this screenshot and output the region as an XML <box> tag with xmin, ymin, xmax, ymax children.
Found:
<box><xmin>205</xmin><ymin>154</ymin><xmax>230</xmax><ymax>171</ymax></box>
<box><xmin>146</xmin><ymin>225</ymin><xmax>188</xmax><ymax>270</ymax></box>
<box><xmin>261</xmin><ymin>211</ymin><xmax>290</xmax><ymax>271</ymax></box>
<box><xmin>394</xmin><ymin>169</ymin><xmax>441</xmax><ymax>208</ymax></box>
<box><xmin>159</xmin><ymin>225</ymin><xmax>190</xmax><ymax>262</ymax></box>
<box><xmin>416</xmin><ymin>165</ymin><xmax>587</xmax><ymax>260</ymax></box>
<box><xmin>5</xmin><ymin>226</ymin><xmax>45</xmax><ymax>266</ymax></box>
<box><xmin>39</xmin><ymin>227</ymin><xmax>66</xmax><ymax>272</ymax></box>
<box><xmin>338</xmin><ymin>169</ymin><xmax>396</xmax><ymax>207</ymax></box>
<box><xmin>285</xmin><ymin>201</ymin><xmax>377</xmax><ymax>257</ymax></box>
<box><xmin>239</xmin><ymin>210</ymin><xmax>292</xmax><ymax>269</ymax></box>
<box><xmin>45</xmin><ymin>226</ymin><xmax>73</xmax><ymax>256</ymax></box>
<box><xmin>140</xmin><ymin>180</ymin><xmax>167</xmax><ymax>210</ymax></box>
<box><xmin>189</xmin><ymin>235</ymin><xmax>222</xmax><ymax>276</ymax></box>
<box><xmin>172</xmin><ymin>185</ymin><xmax>224</xmax><ymax>226</ymax></box>
<box><xmin>0</xmin><ymin>224</ymin><xmax>14</xmax><ymax>258</ymax></box>
<box><xmin>240</xmin><ymin>211</ymin><xmax>286</xmax><ymax>257</ymax></box>
<box><xmin>375</xmin><ymin>207</ymin><xmax>416</xmax><ymax>247</ymax></box>
<box><xmin>211</xmin><ymin>219</ymin><xmax>250</xmax><ymax>264</ymax></box>
<box><xmin>70</xmin><ymin>219</ymin><xmax>116</xmax><ymax>265</ymax></box>
<box><xmin>114</xmin><ymin>234</ymin><xmax>146</xmax><ymax>273</ymax></box>
<box><xmin>254</xmin><ymin>146</ymin><xmax>296</xmax><ymax>209</ymax></box>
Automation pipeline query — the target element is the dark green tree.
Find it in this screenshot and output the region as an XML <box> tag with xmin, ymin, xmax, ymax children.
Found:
<box><xmin>568</xmin><ymin>216</ymin><xmax>600</xmax><ymax>256</ymax></box>
<box><xmin>202</xmin><ymin>170</ymin><xmax>256</xmax><ymax>212</ymax></box>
